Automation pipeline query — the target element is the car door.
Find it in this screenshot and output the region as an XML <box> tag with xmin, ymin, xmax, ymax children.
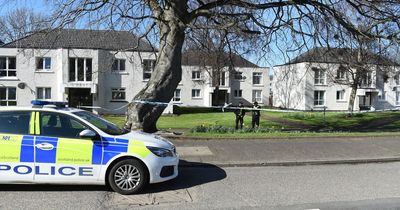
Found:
<box><xmin>34</xmin><ymin>111</ymin><xmax>102</xmax><ymax>184</ymax></box>
<box><xmin>0</xmin><ymin>111</ymin><xmax>35</xmax><ymax>182</ymax></box>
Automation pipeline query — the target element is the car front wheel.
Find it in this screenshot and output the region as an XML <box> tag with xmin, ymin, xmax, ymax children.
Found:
<box><xmin>108</xmin><ymin>159</ymin><xmax>148</xmax><ymax>194</ymax></box>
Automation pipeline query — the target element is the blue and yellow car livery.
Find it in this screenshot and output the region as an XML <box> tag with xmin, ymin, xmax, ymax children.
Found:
<box><xmin>0</xmin><ymin>101</ymin><xmax>178</xmax><ymax>194</ymax></box>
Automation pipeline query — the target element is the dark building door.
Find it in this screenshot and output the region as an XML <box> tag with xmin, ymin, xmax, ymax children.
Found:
<box><xmin>68</xmin><ymin>88</ymin><xmax>93</xmax><ymax>110</ymax></box>
<box><xmin>212</xmin><ymin>89</ymin><xmax>229</xmax><ymax>106</ymax></box>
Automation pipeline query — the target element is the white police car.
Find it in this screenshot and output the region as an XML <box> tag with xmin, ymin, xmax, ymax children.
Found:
<box><xmin>0</xmin><ymin>100</ymin><xmax>179</xmax><ymax>194</ymax></box>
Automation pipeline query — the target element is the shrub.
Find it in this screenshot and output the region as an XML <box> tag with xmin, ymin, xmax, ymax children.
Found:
<box><xmin>190</xmin><ymin>125</ymin><xmax>279</xmax><ymax>133</ymax></box>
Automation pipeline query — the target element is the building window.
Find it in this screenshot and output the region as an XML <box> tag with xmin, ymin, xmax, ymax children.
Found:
<box><xmin>234</xmin><ymin>72</ymin><xmax>244</xmax><ymax>80</ymax></box>
<box><xmin>395</xmin><ymin>73</ymin><xmax>400</xmax><ymax>85</ymax></box>
<box><xmin>252</xmin><ymin>90</ymin><xmax>262</xmax><ymax>103</ymax></box>
<box><xmin>379</xmin><ymin>89</ymin><xmax>386</xmax><ymax>101</ymax></box>
<box><xmin>112</xmin><ymin>59</ymin><xmax>126</xmax><ymax>72</ymax></box>
<box><xmin>143</xmin><ymin>59</ymin><xmax>156</xmax><ymax>80</ymax></box>
<box><xmin>192</xmin><ymin>71</ymin><xmax>201</xmax><ymax>80</ymax></box>
<box><xmin>0</xmin><ymin>87</ymin><xmax>16</xmax><ymax>106</ymax></box>
<box><xmin>37</xmin><ymin>87</ymin><xmax>51</xmax><ymax>100</ymax></box>
<box><xmin>69</xmin><ymin>58</ymin><xmax>92</xmax><ymax>82</ymax></box>
<box><xmin>314</xmin><ymin>91</ymin><xmax>325</xmax><ymax>106</ymax></box>
<box><xmin>314</xmin><ymin>68</ymin><xmax>326</xmax><ymax>85</ymax></box>
<box><xmin>36</xmin><ymin>57</ymin><xmax>51</xmax><ymax>70</ymax></box>
<box><xmin>361</xmin><ymin>71</ymin><xmax>373</xmax><ymax>87</ymax></box>
<box><xmin>234</xmin><ymin>89</ymin><xmax>243</xmax><ymax>98</ymax></box>
<box><xmin>219</xmin><ymin>71</ymin><xmax>226</xmax><ymax>86</ymax></box>
<box><xmin>192</xmin><ymin>89</ymin><xmax>201</xmax><ymax>98</ymax></box>
<box><xmin>173</xmin><ymin>89</ymin><xmax>181</xmax><ymax>102</ymax></box>
<box><xmin>253</xmin><ymin>72</ymin><xmax>262</xmax><ymax>85</ymax></box>
<box><xmin>111</xmin><ymin>88</ymin><xmax>126</xmax><ymax>101</ymax></box>
<box><xmin>396</xmin><ymin>92</ymin><xmax>400</xmax><ymax>105</ymax></box>
<box><xmin>337</xmin><ymin>66</ymin><xmax>346</xmax><ymax>79</ymax></box>
<box><xmin>0</xmin><ymin>56</ymin><xmax>16</xmax><ymax>77</ymax></box>
<box><xmin>336</xmin><ymin>90</ymin><xmax>345</xmax><ymax>101</ymax></box>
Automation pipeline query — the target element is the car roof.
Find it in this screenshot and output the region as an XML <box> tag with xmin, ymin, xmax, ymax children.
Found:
<box><xmin>0</xmin><ymin>106</ymin><xmax>84</xmax><ymax>114</ymax></box>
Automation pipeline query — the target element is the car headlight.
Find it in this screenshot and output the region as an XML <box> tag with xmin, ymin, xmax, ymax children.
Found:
<box><xmin>146</xmin><ymin>146</ymin><xmax>174</xmax><ymax>157</ymax></box>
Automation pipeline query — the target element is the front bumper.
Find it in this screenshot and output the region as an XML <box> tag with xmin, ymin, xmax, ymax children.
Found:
<box><xmin>147</xmin><ymin>154</ymin><xmax>179</xmax><ymax>184</ymax></box>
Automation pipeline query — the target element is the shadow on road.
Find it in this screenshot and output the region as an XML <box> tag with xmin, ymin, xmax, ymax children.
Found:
<box><xmin>0</xmin><ymin>160</ymin><xmax>227</xmax><ymax>193</ymax></box>
<box><xmin>141</xmin><ymin>160</ymin><xmax>227</xmax><ymax>194</ymax></box>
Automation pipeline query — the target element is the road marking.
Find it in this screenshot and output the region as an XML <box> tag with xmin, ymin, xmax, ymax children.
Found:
<box><xmin>176</xmin><ymin>146</ymin><xmax>213</xmax><ymax>156</ymax></box>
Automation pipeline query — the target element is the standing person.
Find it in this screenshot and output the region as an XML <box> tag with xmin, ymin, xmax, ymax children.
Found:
<box><xmin>252</xmin><ymin>101</ymin><xmax>261</xmax><ymax>129</ymax></box>
<box><xmin>235</xmin><ymin>102</ymin><xmax>246</xmax><ymax>129</ymax></box>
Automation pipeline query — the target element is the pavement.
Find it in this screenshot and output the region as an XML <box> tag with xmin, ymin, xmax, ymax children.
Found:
<box><xmin>169</xmin><ymin>136</ymin><xmax>400</xmax><ymax>167</ymax></box>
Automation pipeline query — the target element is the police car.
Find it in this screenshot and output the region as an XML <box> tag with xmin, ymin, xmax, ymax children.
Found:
<box><xmin>0</xmin><ymin>100</ymin><xmax>178</xmax><ymax>194</ymax></box>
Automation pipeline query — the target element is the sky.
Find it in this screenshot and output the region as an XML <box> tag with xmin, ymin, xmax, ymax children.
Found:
<box><xmin>0</xmin><ymin>0</ymin><xmax>297</xmax><ymax>69</ymax></box>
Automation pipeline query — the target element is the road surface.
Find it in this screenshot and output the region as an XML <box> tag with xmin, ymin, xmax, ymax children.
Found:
<box><xmin>2</xmin><ymin>162</ymin><xmax>400</xmax><ymax>209</ymax></box>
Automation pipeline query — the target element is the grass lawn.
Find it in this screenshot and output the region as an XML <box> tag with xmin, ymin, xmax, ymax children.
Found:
<box><xmin>157</xmin><ymin>112</ymin><xmax>283</xmax><ymax>129</ymax></box>
<box><xmin>103</xmin><ymin>111</ymin><xmax>400</xmax><ymax>138</ymax></box>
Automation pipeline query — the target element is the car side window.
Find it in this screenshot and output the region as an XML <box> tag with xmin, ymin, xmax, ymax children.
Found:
<box><xmin>0</xmin><ymin>111</ymin><xmax>31</xmax><ymax>135</ymax></box>
<box><xmin>40</xmin><ymin>112</ymin><xmax>90</xmax><ymax>139</ymax></box>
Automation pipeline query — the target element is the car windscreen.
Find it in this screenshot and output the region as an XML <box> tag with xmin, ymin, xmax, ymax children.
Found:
<box><xmin>73</xmin><ymin>111</ymin><xmax>129</xmax><ymax>135</ymax></box>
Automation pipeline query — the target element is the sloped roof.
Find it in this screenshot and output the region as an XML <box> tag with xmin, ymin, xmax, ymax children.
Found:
<box><xmin>2</xmin><ymin>29</ymin><xmax>155</xmax><ymax>52</ymax></box>
<box><xmin>182</xmin><ymin>50</ymin><xmax>259</xmax><ymax>68</ymax></box>
<box><xmin>287</xmin><ymin>47</ymin><xmax>399</xmax><ymax>66</ymax></box>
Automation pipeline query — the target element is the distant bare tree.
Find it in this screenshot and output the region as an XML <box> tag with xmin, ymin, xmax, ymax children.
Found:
<box><xmin>0</xmin><ymin>8</ymin><xmax>50</xmax><ymax>43</ymax></box>
<box><xmin>185</xmin><ymin>27</ymin><xmax>256</xmax><ymax>105</ymax></box>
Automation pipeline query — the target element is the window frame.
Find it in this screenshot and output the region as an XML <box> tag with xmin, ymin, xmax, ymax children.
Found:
<box><xmin>38</xmin><ymin>111</ymin><xmax>96</xmax><ymax>139</ymax></box>
<box><xmin>111</xmin><ymin>88</ymin><xmax>126</xmax><ymax>101</ymax></box>
<box><xmin>191</xmin><ymin>89</ymin><xmax>201</xmax><ymax>99</ymax></box>
<box><xmin>69</xmin><ymin>58</ymin><xmax>93</xmax><ymax>82</ymax></box>
<box><xmin>0</xmin><ymin>87</ymin><xmax>17</xmax><ymax>106</ymax></box>
<box><xmin>143</xmin><ymin>59</ymin><xmax>156</xmax><ymax>81</ymax></box>
<box><xmin>112</xmin><ymin>59</ymin><xmax>126</xmax><ymax>72</ymax></box>
<box><xmin>234</xmin><ymin>71</ymin><xmax>245</xmax><ymax>80</ymax></box>
<box><xmin>173</xmin><ymin>89</ymin><xmax>181</xmax><ymax>102</ymax></box>
<box><xmin>314</xmin><ymin>68</ymin><xmax>326</xmax><ymax>85</ymax></box>
<box><xmin>0</xmin><ymin>56</ymin><xmax>17</xmax><ymax>77</ymax></box>
<box><xmin>336</xmin><ymin>90</ymin><xmax>345</xmax><ymax>101</ymax></box>
<box><xmin>314</xmin><ymin>90</ymin><xmax>325</xmax><ymax>106</ymax></box>
<box><xmin>252</xmin><ymin>72</ymin><xmax>263</xmax><ymax>85</ymax></box>
<box><xmin>36</xmin><ymin>57</ymin><xmax>52</xmax><ymax>71</ymax></box>
<box><xmin>0</xmin><ymin>111</ymin><xmax>32</xmax><ymax>135</ymax></box>
<box><xmin>234</xmin><ymin>89</ymin><xmax>243</xmax><ymax>98</ymax></box>
<box><xmin>252</xmin><ymin>90</ymin><xmax>262</xmax><ymax>103</ymax></box>
<box><xmin>36</xmin><ymin>87</ymin><xmax>52</xmax><ymax>100</ymax></box>
<box><xmin>192</xmin><ymin>71</ymin><xmax>201</xmax><ymax>80</ymax></box>
<box><xmin>336</xmin><ymin>67</ymin><xmax>346</xmax><ymax>80</ymax></box>
<box><xmin>361</xmin><ymin>71</ymin><xmax>373</xmax><ymax>87</ymax></box>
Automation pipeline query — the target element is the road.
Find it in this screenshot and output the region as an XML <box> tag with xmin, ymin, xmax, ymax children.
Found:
<box><xmin>2</xmin><ymin>162</ymin><xmax>400</xmax><ymax>209</ymax></box>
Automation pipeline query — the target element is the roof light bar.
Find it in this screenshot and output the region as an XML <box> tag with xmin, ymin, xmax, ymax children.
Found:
<box><xmin>31</xmin><ymin>100</ymin><xmax>68</xmax><ymax>107</ymax></box>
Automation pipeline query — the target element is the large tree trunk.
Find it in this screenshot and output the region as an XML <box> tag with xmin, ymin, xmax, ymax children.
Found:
<box><xmin>124</xmin><ymin>6</ymin><xmax>186</xmax><ymax>133</ymax></box>
<box><xmin>348</xmin><ymin>85</ymin><xmax>358</xmax><ymax>113</ymax></box>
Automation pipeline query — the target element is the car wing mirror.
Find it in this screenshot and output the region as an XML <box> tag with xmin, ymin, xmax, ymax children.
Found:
<box><xmin>79</xmin><ymin>129</ymin><xmax>97</xmax><ymax>140</ymax></box>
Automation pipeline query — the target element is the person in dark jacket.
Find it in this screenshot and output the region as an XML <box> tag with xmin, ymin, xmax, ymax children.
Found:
<box><xmin>235</xmin><ymin>102</ymin><xmax>246</xmax><ymax>129</ymax></box>
<box><xmin>252</xmin><ymin>101</ymin><xmax>261</xmax><ymax>129</ymax></box>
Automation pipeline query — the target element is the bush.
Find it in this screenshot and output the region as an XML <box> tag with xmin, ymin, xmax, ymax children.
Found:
<box><xmin>190</xmin><ymin>125</ymin><xmax>279</xmax><ymax>133</ymax></box>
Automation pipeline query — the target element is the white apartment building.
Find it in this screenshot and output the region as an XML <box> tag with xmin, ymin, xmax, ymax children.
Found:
<box><xmin>0</xmin><ymin>29</ymin><xmax>269</xmax><ymax>114</ymax></box>
<box><xmin>273</xmin><ymin>48</ymin><xmax>399</xmax><ymax>111</ymax></box>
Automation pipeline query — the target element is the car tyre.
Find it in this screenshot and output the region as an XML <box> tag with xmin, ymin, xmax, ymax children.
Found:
<box><xmin>108</xmin><ymin>159</ymin><xmax>148</xmax><ymax>195</ymax></box>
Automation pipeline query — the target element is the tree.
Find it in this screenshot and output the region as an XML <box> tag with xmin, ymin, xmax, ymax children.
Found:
<box><xmin>312</xmin><ymin>8</ymin><xmax>399</xmax><ymax>112</ymax></box>
<box><xmin>184</xmin><ymin>28</ymin><xmax>256</xmax><ymax>106</ymax></box>
<box><xmin>0</xmin><ymin>8</ymin><xmax>49</xmax><ymax>43</ymax></box>
<box><xmin>45</xmin><ymin>1</ymin><xmax>400</xmax><ymax>132</ymax></box>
